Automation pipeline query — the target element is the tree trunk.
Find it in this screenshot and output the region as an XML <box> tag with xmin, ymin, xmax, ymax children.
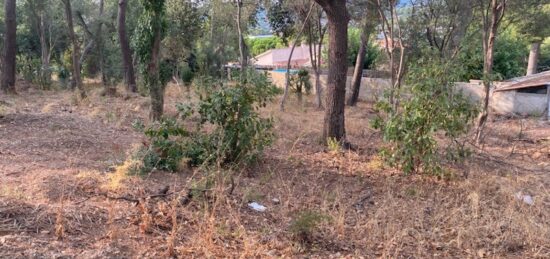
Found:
<box><xmin>1</xmin><ymin>0</ymin><xmax>17</xmax><ymax>94</ymax></box>
<box><xmin>279</xmin><ymin>39</ymin><xmax>300</xmax><ymax>111</ymax></box>
<box><xmin>309</xmin><ymin>11</ymin><xmax>326</xmax><ymax>110</ymax></box>
<box><xmin>547</xmin><ymin>85</ymin><xmax>550</xmax><ymax>120</ymax></box>
<box><xmin>29</xmin><ymin>0</ymin><xmax>53</xmax><ymax>90</ymax></box>
<box><xmin>118</xmin><ymin>0</ymin><xmax>137</xmax><ymax>92</ymax></box>
<box><xmin>314</xmin><ymin>70</ymin><xmax>322</xmax><ymax>107</ymax></box>
<box><xmin>314</xmin><ymin>25</ymin><xmax>325</xmax><ymax>109</ymax></box>
<box><xmin>280</xmin><ymin>2</ymin><xmax>315</xmax><ymax>112</ymax></box>
<box><xmin>148</xmin><ymin>27</ymin><xmax>163</xmax><ymax>121</ymax></box>
<box><xmin>526</xmin><ymin>41</ymin><xmax>541</xmax><ymax>76</ymax></box>
<box><xmin>39</xmin><ymin>13</ymin><xmax>52</xmax><ymax>88</ymax></box>
<box><xmin>347</xmin><ymin>21</ymin><xmax>370</xmax><ymax>106</ymax></box>
<box><xmin>236</xmin><ymin>0</ymin><xmax>247</xmax><ymax>75</ymax></box>
<box><xmin>62</xmin><ymin>0</ymin><xmax>86</xmax><ymax>99</ymax></box>
<box><xmin>475</xmin><ymin>0</ymin><xmax>505</xmax><ymax>144</ymax></box>
<box><xmin>96</xmin><ymin>0</ymin><xmax>113</xmax><ymax>96</ymax></box>
<box><xmin>314</xmin><ymin>0</ymin><xmax>349</xmax><ymax>144</ymax></box>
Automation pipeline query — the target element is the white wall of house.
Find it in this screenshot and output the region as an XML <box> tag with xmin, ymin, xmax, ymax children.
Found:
<box><xmin>268</xmin><ymin>71</ymin><xmax>391</xmax><ymax>101</ymax></box>
<box><xmin>268</xmin><ymin>72</ymin><xmax>547</xmax><ymax>115</ymax></box>
<box><xmin>454</xmin><ymin>82</ymin><xmax>547</xmax><ymax>115</ymax></box>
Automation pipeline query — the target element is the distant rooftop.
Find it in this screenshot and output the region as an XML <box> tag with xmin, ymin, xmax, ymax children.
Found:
<box><xmin>496</xmin><ymin>71</ymin><xmax>550</xmax><ymax>92</ymax></box>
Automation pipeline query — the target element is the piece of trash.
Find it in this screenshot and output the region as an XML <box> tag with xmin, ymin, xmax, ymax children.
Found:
<box><xmin>272</xmin><ymin>198</ymin><xmax>280</xmax><ymax>204</ymax></box>
<box><xmin>514</xmin><ymin>192</ymin><xmax>534</xmax><ymax>205</ymax></box>
<box><xmin>248</xmin><ymin>202</ymin><xmax>267</xmax><ymax>212</ymax></box>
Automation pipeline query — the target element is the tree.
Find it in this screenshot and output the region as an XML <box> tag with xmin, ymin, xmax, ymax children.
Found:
<box><xmin>347</xmin><ymin>0</ymin><xmax>377</xmax><ymax>106</ymax></box>
<box><xmin>267</xmin><ymin>0</ymin><xmax>295</xmax><ymax>44</ymax></box>
<box><xmin>26</xmin><ymin>0</ymin><xmax>53</xmax><ymax>88</ymax></box>
<box><xmin>1</xmin><ymin>0</ymin><xmax>16</xmax><ymax>94</ymax></box>
<box><xmin>95</xmin><ymin>0</ymin><xmax>114</xmax><ymax>95</ymax></box>
<box><xmin>164</xmin><ymin>0</ymin><xmax>202</xmax><ymax>83</ymax></box>
<box><xmin>313</xmin><ymin>0</ymin><xmax>350</xmax><ymax>144</ymax></box>
<box><xmin>376</xmin><ymin>0</ymin><xmax>406</xmax><ymax>110</ymax></box>
<box><xmin>514</xmin><ymin>2</ymin><xmax>550</xmax><ymax>75</ymax></box>
<box><xmin>135</xmin><ymin>0</ymin><xmax>167</xmax><ymax>121</ymax></box>
<box><xmin>62</xmin><ymin>0</ymin><xmax>86</xmax><ymax>98</ymax></box>
<box><xmin>410</xmin><ymin>0</ymin><xmax>474</xmax><ymax>59</ymax></box>
<box><xmin>279</xmin><ymin>1</ymin><xmax>315</xmax><ymax>111</ymax></box>
<box><xmin>118</xmin><ymin>0</ymin><xmax>137</xmax><ymax>92</ymax></box>
<box><xmin>235</xmin><ymin>0</ymin><xmax>248</xmax><ymax>74</ymax></box>
<box><xmin>305</xmin><ymin>3</ymin><xmax>327</xmax><ymax>109</ymax></box>
<box><xmin>475</xmin><ymin>0</ymin><xmax>507</xmax><ymax>143</ymax></box>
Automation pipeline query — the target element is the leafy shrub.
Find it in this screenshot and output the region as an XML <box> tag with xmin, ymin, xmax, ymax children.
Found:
<box><xmin>137</xmin><ymin>70</ymin><xmax>279</xmax><ymax>172</ymax></box>
<box><xmin>290</xmin><ymin>69</ymin><xmax>312</xmax><ymax>100</ymax></box>
<box><xmin>180</xmin><ymin>66</ymin><xmax>194</xmax><ymax>85</ymax></box>
<box><xmin>246</xmin><ymin>36</ymin><xmax>285</xmax><ymax>56</ymax></box>
<box><xmin>372</xmin><ymin>57</ymin><xmax>478</xmax><ymax>175</ymax></box>
<box><xmin>326</xmin><ymin>137</ymin><xmax>341</xmax><ymax>154</ymax></box>
<box><xmin>459</xmin><ymin>29</ymin><xmax>528</xmax><ymax>80</ymax></box>
<box><xmin>348</xmin><ymin>28</ymin><xmax>381</xmax><ymax>69</ymax></box>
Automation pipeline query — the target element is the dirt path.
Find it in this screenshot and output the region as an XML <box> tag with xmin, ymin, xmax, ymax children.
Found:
<box><xmin>0</xmin><ymin>89</ymin><xmax>147</xmax><ymax>258</ymax></box>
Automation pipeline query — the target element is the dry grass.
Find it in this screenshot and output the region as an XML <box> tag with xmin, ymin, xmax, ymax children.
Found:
<box><xmin>0</xmin><ymin>82</ymin><xmax>549</xmax><ymax>257</ymax></box>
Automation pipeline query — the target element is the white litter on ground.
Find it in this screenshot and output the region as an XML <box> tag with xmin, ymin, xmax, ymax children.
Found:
<box><xmin>248</xmin><ymin>202</ymin><xmax>267</xmax><ymax>212</ymax></box>
<box><xmin>515</xmin><ymin>192</ymin><xmax>534</xmax><ymax>205</ymax></box>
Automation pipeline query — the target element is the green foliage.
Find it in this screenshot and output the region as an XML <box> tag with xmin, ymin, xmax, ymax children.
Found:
<box><xmin>267</xmin><ymin>0</ymin><xmax>294</xmax><ymax>44</ymax></box>
<box><xmin>137</xmin><ymin>70</ymin><xmax>279</xmax><ymax>172</ymax></box>
<box><xmin>290</xmin><ymin>69</ymin><xmax>312</xmax><ymax>96</ymax></box>
<box><xmin>197</xmin><ymin>72</ymin><xmax>278</xmax><ymax>164</ymax></box>
<box><xmin>513</xmin><ymin>2</ymin><xmax>550</xmax><ymax>41</ymax></box>
<box><xmin>247</xmin><ymin>36</ymin><xmax>285</xmax><ymax>56</ymax></box>
<box><xmin>459</xmin><ymin>28</ymin><xmax>528</xmax><ymax>80</ymax></box>
<box><xmin>373</xmin><ymin>56</ymin><xmax>478</xmax><ymax>175</ymax></box>
<box><xmin>326</xmin><ymin>137</ymin><xmax>341</xmax><ymax>154</ymax></box>
<box><xmin>133</xmin><ymin>0</ymin><xmax>167</xmax><ymax>74</ymax></box>
<box><xmin>348</xmin><ymin>27</ymin><xmax>380</xmax><ymax>69</ymax></box>
<box><xmin>289</xmin><ymin>210</ymin><xmax>331</xmax><ymax>245</ymax></box>
<box><xmin>180</xmin><ymin>66</ymin><xmax>194</xmax><ymax>85</ymax></box>
<box><xmin>539</xmin><ymin>38</ymin><xmax>550</xmax><ymax>72</ymax></box>
<box><xmin>141</xmin><ymin>118</ymin><xmax>188</xmax><ymax>172</ymax></box>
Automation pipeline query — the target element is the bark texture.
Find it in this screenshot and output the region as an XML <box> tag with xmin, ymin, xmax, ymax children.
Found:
<box><xmin>314</xmin><ymin>0</ymin><xmax>350</xmax><ymax>143</ymax></box>
<box><xmin>96</xmin><ymin>0</ymin><xmax>114</xmax><ymax>95</ymax></box>
<box><xmin>526</xmin><ymin>41</ymin><xmax>541</xmax><ymax>76</ymax></box>
<box><xmin>236</xmin><ymin>0</ymin><xmax>247</xmax><ymax>74</ymax></box>
<box><xmin>148</xmin><ymin>28</ymin><xmax>163</xmax><ymax>121</ymax></box>
<box><xmin>347</xmin><ymin>20</ymin><xmax>371</xmax><ymax>106</ymax></box>
<box><xmin>28</xmin><ymin>0</ymin><xmax>52</xmax><ymax>88</ymax></box>
<box><xmin>475</xmin><ymin>0</ymin><xmax>506</xmax><ymax>143</ymax></box>
<box><xmin>118</xmin><ymin>0</ymin><xmax>137</xmax><ymax>92</ymax></box>
<box><xmin>1</xmin><ymin>0</ymin><xmax>17</xmax><ymax>94</ymax></box>
<box><xmin>62</xmin><ymin>0</ymin><xmax>86</xmax><ymax>98</ymax></box>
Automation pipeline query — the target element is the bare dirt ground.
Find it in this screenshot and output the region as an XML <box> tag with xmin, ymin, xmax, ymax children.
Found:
<box><xmin>1</xmin><ymin>81</ymin><xmax>549</xmax><ymax>258</ymax></box>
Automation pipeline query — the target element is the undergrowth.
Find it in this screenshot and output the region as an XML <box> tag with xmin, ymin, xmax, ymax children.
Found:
<box><xmin>135</xmin><ymin>70</ymin><xmax>280</xmax><ymax>173</ymax></box>
<box><xmin>373</xmin><ymin>56</ymin><xmax>478</xmax><ymax>175</ymax></box>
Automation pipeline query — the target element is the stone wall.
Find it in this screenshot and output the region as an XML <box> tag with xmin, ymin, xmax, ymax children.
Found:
<box><xmin>454</xmin><ymin>81</ymin><xmax>547</xmax><ymax>115</ymax></box>
<box><xmin>268</xmin><ymin>71</ymin><xmax>548</xmax><ymax>116</ymax></box>
<box><xmin>268</xmin><ymin>71</ymin><xmax>391</xmax><ymax>102</ymax></box>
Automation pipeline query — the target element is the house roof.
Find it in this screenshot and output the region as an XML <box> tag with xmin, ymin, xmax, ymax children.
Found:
<box><xmin>495</xmin><ymin>72</ymin><xmax>550</xmax><ymax>92</ymax></box>
<box><xmin>251</xmin><ymin>44</ymin><xmax>321</xmax><ymax>67</ymax></box>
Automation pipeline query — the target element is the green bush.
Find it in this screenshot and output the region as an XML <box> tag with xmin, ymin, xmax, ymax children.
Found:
<box><xmin>348</xmin><ymin>28</ymin><xmax>381</xmax><ymax>69</ymax></box>
<box><xmin>372</xmin><ymin>56</ymin><xmax>478</xmax><ymax>175</ymax></box>
<box><xmin>290</xmin><ymin>69</ymin><xmax>312</xmax><ymax>98</ymax></box>
<box><xmin>289</xmin><ymin>210</ymin><xmax>331</xmax><ymax>245</ymax></box>
<box><xmin>247</xmin><ymin>36</ymin><xmax>285</xmax><ymax>56</ymax></box>
<box><xmin>180</xmin><ymin>66</ymin><xmax>194</xmax><ymax>85</ymax></box>
<box><xmin>459</xmin><ymin>29</ymin><xmax>528</xmax><ymax>80</ymax></box>
<box><xmin>137</xmin><ymin>70</ymin><xmax>279</xmax><ymax>172</ymax></box>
